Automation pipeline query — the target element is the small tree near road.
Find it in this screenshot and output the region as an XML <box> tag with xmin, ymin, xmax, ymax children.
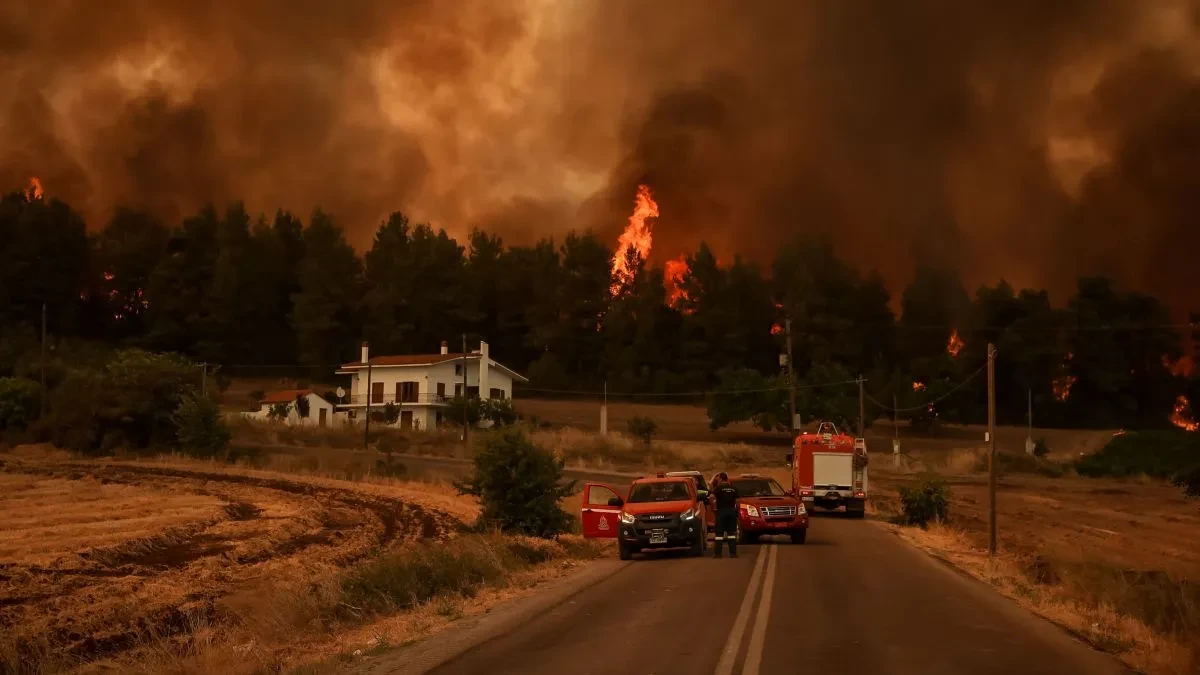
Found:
<box><xmin>268</xmin><ymin>402</ymin><xmax>291</xmax><ymax>421</ymax></box>
<box><xmin>294</xmin><ymin>394</ymin><xmax>311</xmax><ymax>420</ymax></box>
<box><xmin>454</xmin><ymin>429</ymin><xmax>575</xmax><ymax>537</ymax></box>
<box><xmin>174</xmin><ymin>395</ymin><xmax>231</xmax><ymax>458</ymax></box>
<box><xmin>627</xmin><ymin>416</ymin><xmax>658</xmax><ymax>445</ymax></box>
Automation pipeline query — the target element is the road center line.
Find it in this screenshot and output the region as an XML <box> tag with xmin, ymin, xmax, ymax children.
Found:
<box><xmin>741</xmin><ymin>545</ymin><xmax>778</xmax><ymax>675</ymax></box>
<box><xmin>713</xmin><ymin>546</ymin><xmax>767</xmax><ymax>675</ymax></box>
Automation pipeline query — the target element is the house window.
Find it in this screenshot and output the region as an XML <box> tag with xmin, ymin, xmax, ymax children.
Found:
<box><xmin>454</xmin><ymin>364</ymin><xmax>463</xmax><ymax>376</ymax></box>
<box><xmin>436</xmin><ymin>382</ymin><xmax>446</xmax><ymax>400</ymax></box>
<box><xmin>489</xmin><ymin>388</ymin><xmax>504</xmax><ymax>400</ymax></box>
<box><xmin>371</xmin><ymin>382</ymin><xmax>384</xmax><ymax>404</ymax></box>
<box><xmin>398</xmin><ymin>381</ymin><xmax>418</xmax><ymax>403</ymax></box>
<box><xmin>455</xmin><ymin>383</ymin><xmax>463</xmax><ymax>397</ymax></box>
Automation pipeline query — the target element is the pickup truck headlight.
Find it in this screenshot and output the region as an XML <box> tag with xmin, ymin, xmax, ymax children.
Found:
<box><xmin>741</xmin><ymin>504</ymin><xmax>760</xmax><ymax>518</ymax></box>
<box><xmin>680</xmin><ymin>507</ymin><xmax>697</xmax><ymax>520</ymax></box>
<box><xmin>619</xmin><ymin>511</ymin><xmax>635</xmax><ymax>524</ymax></box>
<box><xmin>797</xmin><ymin>504</ymin><xmax>807</xmax><ymax>516</ymax></box>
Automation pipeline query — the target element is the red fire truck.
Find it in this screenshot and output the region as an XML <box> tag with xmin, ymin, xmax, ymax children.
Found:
<box><xmin>786</xmin><ymin>421</ymin><xmax>868</xmax><ymax>517</ymax></box>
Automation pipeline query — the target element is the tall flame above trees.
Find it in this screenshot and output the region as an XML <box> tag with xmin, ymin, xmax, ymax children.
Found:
<box><xmin>664</xmin><ymin>255</ymin><xmax>690</xmax><ymax>307</ymax></box>
<box><xmin>1171</xmin><ymin>396</ymin><xmax>1198</xmax><ymax>432</ymax></box>
<box><xmin>946</xmin><ymin>329</ymin><xmax>964</xmax><ymax>357</ymax></box>
<box><xmin>25</xmin><ymin>177</ymin><xmax>43</xmax><ymax>201</ymax></box>
<box><xmin>610</xmin><ymin>184</ymin><xmax>658</xmax><ymax>296</ymax></box>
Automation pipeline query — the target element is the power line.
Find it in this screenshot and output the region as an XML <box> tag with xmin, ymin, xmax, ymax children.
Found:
<box><xmin>863</xmin><ymin>361</ymin><xmax>990</xmax><ymax>413</ymax></box>
<box><xmin>516</xmin><ymin>378</ymin><xmax>863</xmax><ymax>398</ymax></box>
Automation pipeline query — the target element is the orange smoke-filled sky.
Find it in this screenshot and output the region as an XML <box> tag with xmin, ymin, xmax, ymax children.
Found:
<box><xmin>3</xmin><ymin>0</ymin><xmax>1200</xmax><ymax>312</ymax></box>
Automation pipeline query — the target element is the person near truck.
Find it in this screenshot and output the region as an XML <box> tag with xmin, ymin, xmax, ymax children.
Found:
<box><xmin>711</xmin><ymin>472</ymin><xmax>739</xmax><ymax>558</ymax></box>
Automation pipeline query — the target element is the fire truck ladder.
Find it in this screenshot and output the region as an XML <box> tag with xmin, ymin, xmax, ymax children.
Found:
<box><xmin>851</xmin><ymin>437</ymin><xmax>868</xmax><ymax>492</ymax></box>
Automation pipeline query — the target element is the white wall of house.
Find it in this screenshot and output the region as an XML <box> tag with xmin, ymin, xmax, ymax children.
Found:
<box><xmin>243</xmin><ymin>393</ymin><xmax>341</xmax><ymax>427</ymax></box>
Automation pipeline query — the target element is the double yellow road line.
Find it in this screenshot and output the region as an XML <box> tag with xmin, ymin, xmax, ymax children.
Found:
<box><xmin>714</xmin><ymin>544</ymin><xmax>778</xmax><ymax>675</ymax></box>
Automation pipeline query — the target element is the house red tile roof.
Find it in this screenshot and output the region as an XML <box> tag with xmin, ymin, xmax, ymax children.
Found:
<box><xmin>261</xmin><ymin>389</ymin><xmax>314</xmax><ymax>404</ymax></box>
<box><xmin>339</xmin><ymin>353</ymin><xmax>474</xmax><ymax>369</ymax></box>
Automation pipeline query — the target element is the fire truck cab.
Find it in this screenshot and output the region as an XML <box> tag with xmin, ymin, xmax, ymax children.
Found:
<box><xmin>580</xmin><ymin>474</ymin><xmax>708</xmax><ymax>560</ymax></box>
<box><xmin>786</xmin><ymin>422</ymin><xmax>868</xmax><ymax>517</ymax></box>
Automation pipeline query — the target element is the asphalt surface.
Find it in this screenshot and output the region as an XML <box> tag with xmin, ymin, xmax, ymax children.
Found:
<box><xmin>422</xmin><ymin>518</ymin><xmax>1125</xmax><ymax>675</ymax></box>
<box><xmin>374</xmin><ymin>458</ymin><xmax>1126</xmax><ymax>675</ymax></box>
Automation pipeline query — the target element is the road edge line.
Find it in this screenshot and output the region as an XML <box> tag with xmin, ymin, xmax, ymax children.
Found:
<box><xmin>741</xmin><ymin>545</ymin><xmax>778</xmax><ymax>675</ymax></box>
<box><xmin>356</xmin><ymin>558</ymin><xmax>631</xmax><ymax>675</ymax></box>
<box><xmin>713</xmin><ymin>545</ymin><xmax>768</xmax><ymax>675</ymax></box>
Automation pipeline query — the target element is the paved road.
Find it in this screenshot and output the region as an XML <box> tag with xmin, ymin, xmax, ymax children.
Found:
<box><xmin>369</xmin><ymin>459</ymin><xmax>1125</xmax><ymax>674</ymax></box>
<box><xmin>424</xmin><ymin>517</ymin><xmax>1125</xmax><ymax>675</ymax></box>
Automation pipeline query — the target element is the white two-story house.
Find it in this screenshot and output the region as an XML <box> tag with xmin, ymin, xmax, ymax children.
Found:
<box><xmin>335</xmin><ymin>340</ymin><xmax>528</xmax><ymax>430</ymax></box>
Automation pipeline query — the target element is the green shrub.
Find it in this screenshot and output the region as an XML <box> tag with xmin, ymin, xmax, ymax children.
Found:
<box><xmin>0</xmin><ymin>377</ymin><xmax>40</xmax><ymax>431</ymax></box>
<box><xmin>976</xmin><ymin>451</ymin><xmax>1066</xmax><ymax>478</ymax></box>
<box><xmin>1032</xmin><ymin>438</ymin><xmax>1050</xmax><ymax>458</ymax></box>
<box><xmin>173</xmin><ymin>395</ymin><xmax>231</xmax><ymax>458</ymax></box>
<box><xmin>1076</xmin><ymin>430</ymin><xmax>1200</xmax><ymax>479</ymax></box>
<box><xmin>454</xmin><ymin>429</ymin><xmax>575</xmax><ymax>537</ymax></box>
<box><xmin>294</xmin><ymin>394</ymin><xmax>311</xmax><ymax>419</ymax></box>
<box><xmin>626</xmin><ymin>416</ymin><xmax>658</xmax><ymax>445</ymax></box>
<box><xmin>483</xmin><ymin>398</ymin><xmax>517</xmax><ymax>426</ymax></box>
<box><xmin>268</xmin><ymin>402</ymin><xmax>291</xmax><ymax>420</ymax></box>
<box><xmin>897</xmin><ymin>478</ymin><xmax>950</xmax><ymax>527</ymax></box>
<box><xmin>381</xmin><ymin>402</ymin><xmax>400</xmax><ymax>425</ymax></box>
<box><xmin>1173</xmin><ymin>466</ymin><xmax>1200</xmax><ymax>497</ymax></box>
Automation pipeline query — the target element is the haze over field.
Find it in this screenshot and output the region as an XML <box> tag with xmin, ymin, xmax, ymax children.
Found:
<box><xmin>3</xmin><ymin>0</ymin><xmax>1200</xmax><ymax>309</ymax></box>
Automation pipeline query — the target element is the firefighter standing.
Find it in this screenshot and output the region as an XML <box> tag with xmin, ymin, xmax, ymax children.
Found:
<box><xmin>712</xmin><ymin>472</ymin><xmax>739</xmax><ymax>558</ymax></box>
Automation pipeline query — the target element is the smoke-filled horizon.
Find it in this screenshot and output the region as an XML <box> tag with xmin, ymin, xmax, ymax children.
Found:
<box><xmin>3</xmin><ymin>1</ymin><xmax>1200</xmax><ymax>312</ymax></box>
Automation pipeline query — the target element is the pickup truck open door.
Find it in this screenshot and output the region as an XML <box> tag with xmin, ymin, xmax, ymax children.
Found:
<box><xmin>580</xmin><ymin>482</ymin><xmax>623</xmax><ymax>539</ymax></box>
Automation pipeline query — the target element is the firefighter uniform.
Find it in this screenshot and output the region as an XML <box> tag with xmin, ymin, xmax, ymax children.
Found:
<box><xmin>712</xmin><ymin>481</ymin><xmax>739</xmax><ymax>558</ymax></box>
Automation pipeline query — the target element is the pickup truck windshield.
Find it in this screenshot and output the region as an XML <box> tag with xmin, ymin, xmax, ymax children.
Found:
<box><xmin>627</xmin><ymin>481</ymin><xmax>691</xmax><ymax>503</ymax></box>
<box><xmin>732</xmin><ymin>479</ymin><xmax>787</xmax><ymax>497</ymax></box>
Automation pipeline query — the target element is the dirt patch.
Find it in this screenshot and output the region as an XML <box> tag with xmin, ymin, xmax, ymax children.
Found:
<box><xmin>0</xmin><ymin>457</ymin><xmax>465</xmax><ymax>671</ymax></box>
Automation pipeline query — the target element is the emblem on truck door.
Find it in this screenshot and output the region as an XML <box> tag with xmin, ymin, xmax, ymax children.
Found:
<box><xmin>598</xmin><ymin>516</ymin><xmax>609</xmax><ymax>531</ymax></box>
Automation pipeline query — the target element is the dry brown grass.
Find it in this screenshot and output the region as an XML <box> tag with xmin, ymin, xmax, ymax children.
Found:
<box><xmin>870</xmin><ymin>466</ymin><xmax>1200</xmax><ymax>675</ymax></box>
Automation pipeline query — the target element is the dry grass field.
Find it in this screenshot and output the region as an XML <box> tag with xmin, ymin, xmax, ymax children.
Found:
<box><xmin>0</xmin><ymin>446</ymin><xmax>602</xmax><ymax>674</ymax></box>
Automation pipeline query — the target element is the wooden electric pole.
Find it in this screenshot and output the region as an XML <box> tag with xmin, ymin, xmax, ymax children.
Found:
<box><xmin>461</xmin><ymin>333</ymin><xmax>469</xmax><ymax>452</ymax></box>
<box><xmin>364</xmin><ymin>358</ymin><xmax>373</xmax><ymax>452</ymax></box>
<box><xmin>785</xmin><ymin>319</ymin><xmax>796</xmax><ymax>433</ymax></box>
<box><xmin>40</xmin><ymin>303</ymin><xmax>47</xmax><ymax>419</ymax></box>
<box><xmin>987</xmin><ymin>343</ymin><xmax>997</xmax><ymax>556</ymax></box>
<box><xmin>857</xmin><ymin>377</ymin><xmax>866</xmax><ymax>438</ymax></box>
<box><xmin>200</xmin><ymin>362</ymin><xmax>207</xmax><ymax>398</ymax></box>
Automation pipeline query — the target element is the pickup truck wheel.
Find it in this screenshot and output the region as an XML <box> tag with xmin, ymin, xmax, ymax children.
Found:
<box><xmin>847</xmin><ymin>500</ymin><xmax>867</xmax><ymax>518</ymax></box>
<box><xmin>618</xmin><ymin>541</ymin><xmax>632</xmax><ymax>561</ymax></box>
<box><xmin>790</xmin><ymin>530</ymin><xmax>807</xmax><ymax>545</ymax></box>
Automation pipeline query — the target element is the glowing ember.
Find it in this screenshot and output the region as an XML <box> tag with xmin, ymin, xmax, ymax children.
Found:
<box><xmin>1163</xmin><ymin>355</ymin><xmax>1195</xmax><ymax>378</ymax></box>
<box><xmin>912</xmin><ymin>381</ymin><xmax>926</xmax><ymax>392</ymax></box>
<box><xmin>103</xmin><ymin>271</ymin><xmax>115</xmax><ymax>282</ymax></box>
<box><xmin>770</xmin><ymin>323</ymin><xmax>784</xmax><ymax>336</ymax></box>
<box><xmin>610</xmin><ymin>184</ymin><xmax>658</xmax><ymax>295</ymax></box>
<box><xmin>664</xmin><ymin>255</ymin><xmax>690</xmax><ymax>306</ymax></box>
<box><xmin>1053</xmin><ymin>374</ymin><xmax>1077</xmax><ymax>402</ymax></box>
<box><xmin>946</xmin><ymin>329</ymin><xmax>965</xmax><ymax>357</ymax></box>
<box><xmin>1171</xmin><ymin>396</ymin><xmax>1198</xmax><ymax>432</ymax></box>
<box><xmin>26</xmin><ymin>177</ymin><xmax>43</xmax><ymax>201</ymax></box>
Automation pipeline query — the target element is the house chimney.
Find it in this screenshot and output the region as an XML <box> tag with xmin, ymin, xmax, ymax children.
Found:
<box><xmin>440</xmin><ymin>340</ymin><xmax>448</xmax><ymax>355</ymax></box>
<box><xmin>479</xmin><ymin>341</ymin><xmax>490</xmax><ymax>400</ymax></box>
<box><xmin>360</xmin><ymin>341</ymin><xmax>369</xmax><ymax>364</ymax></box>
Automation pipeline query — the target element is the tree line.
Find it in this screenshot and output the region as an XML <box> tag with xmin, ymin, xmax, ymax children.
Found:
<box><xmin>1</xmin><ymin>189</ymin><xmax>1197</xmax><ymax>430</ymax></box>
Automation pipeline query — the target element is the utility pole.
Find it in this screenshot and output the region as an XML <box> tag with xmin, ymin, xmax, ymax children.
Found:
<box><xmin>600</xmin><ymin>380</ymin><xmax>608</xmax><ymax>436</ymax></box>
<box><xmin>857</xmin><ymin>376</ymin><xmax>866</xmax><ymax>438</ymax></box>
<box><xmin>364</xmin><ymin>359</ymin><xmax>373</xmax><ymax>452</ymax></box>
<box><xmin>1026</xmin><ymin>388</ymin><xmax>1034</xmax><ymax>455</ymax></box>
<box><xmin>461</xmin><ymin>333</ymin><xmax>469</xmax><ymax>452</ymax></box>
<box><xmin>785</xmin><ymin>319</ymin><xmax>796</xmax><ymax>433</ymax></box>
<box><xmin>893</xmin><ymin>392</ymin><xmax>900</xmax><ymax>468</ymax></box>
<box><xmin>39</xmin><ymin>303</ymin><xmax>47</xmax><ymax>419</ymax></box>
<box><xmin>200</xmin><ymin>362</ymin><xmax>207</xmax><ymax>398</ymax></box>
<box><xmin>988</xmin><ymin>343</ymin><xmax>997</xmax><ymax>556</ymax></box>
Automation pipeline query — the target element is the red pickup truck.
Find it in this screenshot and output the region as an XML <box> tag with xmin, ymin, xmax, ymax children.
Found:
<box><xmin>730</xmin><ymin>473</ymin><xmax>809</xmax><ymax>544</ymax></box>
<box><xmin>580</xmin><ymin>474</ymin><xmax>708</xmax><ymax>560</ymax></box>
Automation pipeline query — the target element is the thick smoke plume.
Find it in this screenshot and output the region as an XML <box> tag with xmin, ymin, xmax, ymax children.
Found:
<box><xmin>2</xmin><ymin>0</ymin><xmax>1199</xmax><ymax>310</ymax></box>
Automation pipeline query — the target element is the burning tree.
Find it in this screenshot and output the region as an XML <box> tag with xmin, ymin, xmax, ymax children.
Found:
<box><xmin>610</xmin><ymin>184</ymin><xmax>658</xmax><ymax>296</ymax></box>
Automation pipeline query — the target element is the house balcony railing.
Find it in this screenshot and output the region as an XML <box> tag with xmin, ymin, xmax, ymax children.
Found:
<box><xmin>337</xmin><ymin>393</ymin><xmax>452</xmax><ymax>407</ymax></box>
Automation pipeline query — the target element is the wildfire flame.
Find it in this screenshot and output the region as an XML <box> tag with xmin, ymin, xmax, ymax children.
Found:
<box><xmin>1171</xmin><ymin>395</ymin><xmax>1198</xmax><ymax>432</ymax></box>
<box><xmin>26</xmin><ymin>177</ymin><xmax>43</xmax><ymax>201</ymax></box>
<box><xmin>770</xmin><ymin>323</ymin><xmax>784</xmax><ymax>336</ymax></box>
<box><xmin>664</xmin><ymin>255</ymin><xmax>690</xmax><ymax>307</ymax></box>
<box><xmin>1053</xmin><ymin>375</ymin><xmax>1077</xmax><ymax>402</ymax></box>
<box><xmin>610</xmin><ymin>184</ymin><xmax>658</xmax><ymax>296</ymax></box>
<box><xmin>1163</xmin><ymin>355</ymin><xmax>1195</xmax><ymax>378</ymax></box>
<box><xmin>946</xmin><ymin>329</ymin><xmax>965</xmax><ymax>357</ymax></box>
<box><xmin>912</xmin><ymin>381</ymin><xmax>926</xmax><ymax>392</ymax></box>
